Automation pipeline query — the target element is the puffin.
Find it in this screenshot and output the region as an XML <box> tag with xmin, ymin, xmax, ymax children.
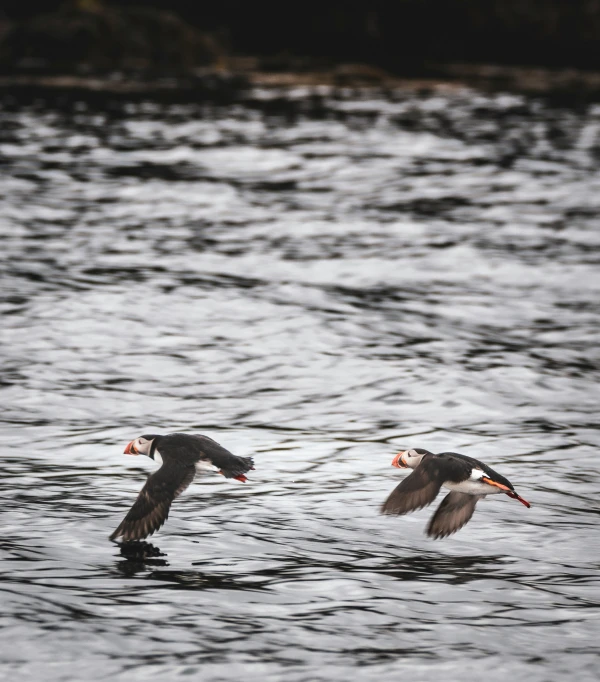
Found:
<box><xmin>381</xmin><ymin>448</ymin><xmax>530</xmax><ymax>539</ymax></box>
<box><xmin>110</xmin><ymin>433</ymin><xmax>254</xmax><ymax>543</ymax></box>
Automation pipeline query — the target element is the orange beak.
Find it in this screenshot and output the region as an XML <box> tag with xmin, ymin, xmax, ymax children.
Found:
<box><xmin>392</xmin><ymin>451</ymin><xmax>407</xmax><ymax>468</ymax></box>
<box><xmin>124</xmin><ymin>440</ymin><xmax>138</xmax><ymax>455</ymax></box>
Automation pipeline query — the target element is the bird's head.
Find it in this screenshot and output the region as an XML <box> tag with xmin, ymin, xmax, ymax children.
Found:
<box><xmin>391</xmin><ymin>448</ymin><xmax>432</xmax><ymax>469</ymax></box>
<box><xmin>124</xmin><ymin>434</ymin><xmax>160</xmax><ymax>459</ymax></box>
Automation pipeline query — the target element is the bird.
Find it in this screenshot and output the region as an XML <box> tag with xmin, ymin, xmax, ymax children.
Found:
<box><xmin>110</xmin><ymin>432</ymin><xmax>254</xmax><ymax>543</ymax></box>
<box><xmin>381</xmin><ymin>448</ymin><xmax>530</xmax><ymax>539</ymax></box>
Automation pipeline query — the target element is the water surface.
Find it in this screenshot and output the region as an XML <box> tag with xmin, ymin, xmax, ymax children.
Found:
<box><xmin>1</xmin><ymin>85</ymin><xmax>599</xmax><ymax>681</ymax></box>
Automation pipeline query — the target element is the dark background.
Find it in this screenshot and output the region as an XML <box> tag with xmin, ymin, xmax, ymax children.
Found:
<box><xmin>1</xmin><ymin>0</ymin><xmax>600</xmax><ymax>74</ymax></box>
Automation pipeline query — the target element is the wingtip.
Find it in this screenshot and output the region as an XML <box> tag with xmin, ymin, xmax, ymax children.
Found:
<box><xmin>426</xmin><ymin>530</ymin><xmax>453</xmax><ymax>540</ymax></box>
<box><xmin>109</xmin><ymin>521</ymin><xmax>161</xmax><ymax>543</ymax></box>
<box><xmin>109</xmin><ymin>521</ymin><xmax>123</xmax><ymax>542</ymax></box>
<box><xmin>380</xmin><ymin>496</ymin><xmax>431</xmax><ymax>516</ymax></box>
<box><xmin>425</xmin><ymin>521</ymin><xmax>461</xmax><ymax>540</ymax></box>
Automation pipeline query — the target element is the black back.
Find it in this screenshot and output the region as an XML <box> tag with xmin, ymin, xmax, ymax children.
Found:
<box><xmin>155</xmin><ymin>433</ymin><xmax>254</xmax><ymax>478</ymax></box>
<box><xmin>437</xmin><ymin>452</ymin><xmax>514</xmax><ymax>490</ymax></box>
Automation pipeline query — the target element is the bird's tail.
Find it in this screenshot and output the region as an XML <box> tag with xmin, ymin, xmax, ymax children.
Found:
<box><xmin>219</xmin><ymin>456</ymin><xmax>254</xmax><ymax>482</ymax></box>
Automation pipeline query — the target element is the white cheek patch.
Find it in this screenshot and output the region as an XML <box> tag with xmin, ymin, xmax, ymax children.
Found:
<box><xmin>154</xmin><ymin>450</ymin><xmax>163</xmax><ymax>465</ymax></box>
<box><xmin>470</xmin><ymin>468</ymin><xmax>486</xmax><ymax>481</ymax></box>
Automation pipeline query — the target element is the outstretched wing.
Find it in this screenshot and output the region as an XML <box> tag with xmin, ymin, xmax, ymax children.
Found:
<box><xmin>110</xmin><ymin>462</ymin><xmax>195</xmax><ymax>542</ymax></box>
<box><xmin>426</xmin><ymin>492</ymin><xmax>482</xmax><ymax>539</ymax></box>
<box><xmin>381</xmin><ymin>454</ymin><xmax>472</xmax><ymax>516</ymax></box>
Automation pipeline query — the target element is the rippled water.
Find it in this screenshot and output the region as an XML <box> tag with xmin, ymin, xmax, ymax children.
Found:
<box><xmin>1</xmin><ymin>85</ymin><xmax>600</xmax><ymax>681</ymax></box>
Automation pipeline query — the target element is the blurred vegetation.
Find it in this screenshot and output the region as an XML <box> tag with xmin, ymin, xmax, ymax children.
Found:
<box><xmin>0</xmin><ymin>1</ymin><xmax>222</xmax><ymax>75</ymax></box>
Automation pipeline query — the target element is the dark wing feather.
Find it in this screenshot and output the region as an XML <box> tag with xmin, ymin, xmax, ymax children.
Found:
<box><xmin>426</xmin><ymin>492</ymin><xmax>482</xmax><ymax>539</ymax></box>
<box><xmin>381</xmin><ymin>454</ymin><xmax>472</xmax><ymax>516</ymax></box>
<box><xmin>110</xmin><ymin>462</ymin><xmax>195</xmax><ymax>542</ymax></box>
<box><xmin>381</xmin><ymin>467</ymin><xmax>442</xmax><ymax>515</ymax></box>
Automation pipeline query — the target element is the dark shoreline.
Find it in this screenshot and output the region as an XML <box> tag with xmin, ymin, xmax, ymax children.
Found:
<box><xmin>2</xmin><ymin>2</ymin><xmax>600</xmax><ymax>105</ymax></box>
<box><xmin>2</xmin><ymin>61</ymin><xmax>600</xmax><ymax>105</ymax></box>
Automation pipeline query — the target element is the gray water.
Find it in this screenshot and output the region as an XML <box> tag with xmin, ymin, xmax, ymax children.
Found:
<box><xmin>1</xmin><ymin>85</ymin><xmax>599</xmax><ymax>681</ymax></box>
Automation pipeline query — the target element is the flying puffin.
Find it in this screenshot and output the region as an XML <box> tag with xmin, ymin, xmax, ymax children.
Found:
<box><xmin>381</xmin><ymin>448</ymin><xmax>530</xmax><ymax>539</ymax></box>
<box><xmin>110</xmin><ymin>433</ymin><xmax>254</xmax><ymax>543</ymax></box>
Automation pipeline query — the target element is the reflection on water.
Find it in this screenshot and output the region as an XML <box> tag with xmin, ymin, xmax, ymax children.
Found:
<box><xmin>1</xmin><ymin>85</ymin><xmax>599</xmax><ymax>682</ymax></box>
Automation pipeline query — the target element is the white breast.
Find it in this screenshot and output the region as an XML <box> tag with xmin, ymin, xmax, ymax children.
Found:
<box><xmin>154</xmin><ymin>450</ymin><xmax>163</xmax><ymax>465</ymax></box>
<box><xmin>444</xmin><ymin>479</ymin><xmax>501</xmax><ymax>495</ymax></box>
